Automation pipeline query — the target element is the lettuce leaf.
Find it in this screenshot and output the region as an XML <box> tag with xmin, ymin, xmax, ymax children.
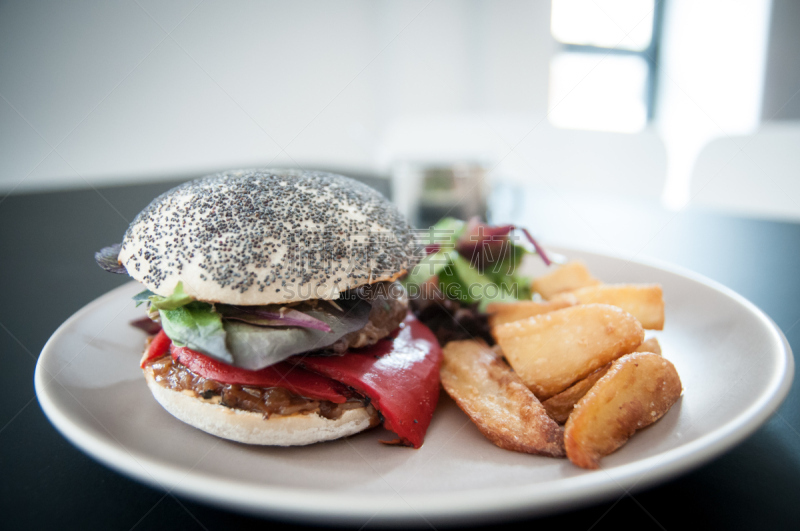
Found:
<box><xmin>404</xmin><ymin>217</ymin><xmax>467</xmax><ymax>289</ymax></box>
<box><xmin>417</xmin><ymin>217</ymin><xmax>465</xmax><ymax>253</ymax></box>
<box><xmin>132</xmin><ymin>290</ymin><xmax>155</xmax><ymax>307</ymax></box>
<box><xmin>222</xmin><ymin>299</ymin><xmax>372</xmax><ymax>370</ymax></box>
<box><xmin>158</xmin><ymin>301</ymin><xmax>232</xmax><ymax>364</ymax></box>
<box><xmin>481</xmin><ymin>242</ymin><xmax>532</xmax><ymax>301</ymax></box>
<box><xmin>146</xmin><ymin>282</ymin><xmax>194</xmax><ymax>310</ymax></box>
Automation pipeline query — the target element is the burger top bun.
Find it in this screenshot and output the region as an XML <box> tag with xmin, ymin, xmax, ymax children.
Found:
<box><xmin>119</xmin><ymin>169</ymin><xmax>418</xmax><ymax>305</ymax></box>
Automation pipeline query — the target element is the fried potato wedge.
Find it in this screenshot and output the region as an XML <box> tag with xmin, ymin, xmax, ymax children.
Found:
<box><xmin>635</xmin><ymin>337</ymin><xmax>662</xmax><ymax>355</ymax></box>
<box><xmin>493</xmin><ymin>304</ymin><xmax>644</xmax><ymax>399</ymax></box>
<box><xmin>486</xmin><ymin>299</ymin><xmax>574</xmax><ymax>328</ymax></box>
<box><xmin>542</xmin><ymin>340</ymin><xmax>660</xmax><ymax>424</ymax></box>
<box><xmin>552</xmin><ymin>284</ymin><xmax>665</xmax><ymax>330</ymax></box>
<box><xmin>542</xmin><ymin>364</ymin><xmax>611</xmax><ymax>424</ymax></box>
<box><xmin>440</xmin><ymin>340</ymin><xmax>565</xmax><ymax>457</ymax></box>
<box><xmin>531</xmin><ymin>261</ymin><xmax>601</xmax><ymax>300</ymax></box>
<box><xmin>564</xmin><ymin>352</ymin><xmax>682</xmax><ymax>469</ymax></box>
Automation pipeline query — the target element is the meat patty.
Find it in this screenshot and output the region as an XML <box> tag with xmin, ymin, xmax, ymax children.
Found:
<box><xmin>332</xmin><ymin>281</ymin><xmax>408</xmax><ymax>353</ymax></box>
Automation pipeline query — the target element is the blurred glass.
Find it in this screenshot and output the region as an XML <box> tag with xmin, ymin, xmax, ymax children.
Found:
<box><xmin>548</xmin><ymin>52</ymin><xmax>648</xmax><ymax>133</ymax></box>
<box><xmin>551</xmin><ymin>0</ymin><xmax>655</xmax><ymax>51</ymax></box>
<box><xmin>396</xmin><ymin>163</ymin><xmax>487</xmax><ymax>229</ymax></box>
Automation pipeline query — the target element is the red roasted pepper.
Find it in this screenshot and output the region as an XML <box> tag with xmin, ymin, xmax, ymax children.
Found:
<box><xmin>139</xmin><ymin>329</ymin><xmax>171</xmax><ymax>368</ymax></box>
<box><xmin>297</xmin><ymin>313</ymin><xmax>443</xmax><ymax>449</ymax></box>
<box><xmin>170</xmin><ymin>344</ymin><xmax>351</xmax><ymax>403</ymax></box>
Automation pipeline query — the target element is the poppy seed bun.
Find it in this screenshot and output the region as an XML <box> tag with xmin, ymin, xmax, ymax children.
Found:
<box><xmin>144</xmin><ymin>369</ymin><xmax>380</xmax><ymax>445</ymax></box>
<box><xmin>119</xmin><ymin>169</ymin><xmax>418</xmax><ymax>305</ymax></box>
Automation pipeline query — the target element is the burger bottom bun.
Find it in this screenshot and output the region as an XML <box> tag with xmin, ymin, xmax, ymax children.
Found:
<box><xmin>144</xmin><ymin>370</ymin><xmax>380</xmax><ymax>446</ymax></box>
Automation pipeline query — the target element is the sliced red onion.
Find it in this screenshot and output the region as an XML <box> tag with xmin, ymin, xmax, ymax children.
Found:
<box><xmin>219</xmin><ymin>305</ymin><xmax>333</xmax><ymax>332</ymax></box>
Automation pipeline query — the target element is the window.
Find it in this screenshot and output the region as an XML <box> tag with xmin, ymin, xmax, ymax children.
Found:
<box><xmin>548</xmin><ymin>0</ymin><xmax>662</xmax><ymax>133</ymax></box>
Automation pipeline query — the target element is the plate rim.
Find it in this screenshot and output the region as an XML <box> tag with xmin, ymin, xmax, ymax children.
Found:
<box><xmin>35</xmin><ymin>246</ymin><xmax>795</xmax><ymax>524</ymax></box>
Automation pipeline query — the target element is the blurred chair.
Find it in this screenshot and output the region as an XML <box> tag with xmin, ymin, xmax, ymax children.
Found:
<box><xmin>690</xmin><ymin>122</ymin><xmax>800</xmax><ymax>220</ymax></box>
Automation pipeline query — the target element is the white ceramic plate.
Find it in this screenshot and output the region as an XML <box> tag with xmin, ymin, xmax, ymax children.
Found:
<box><xmin>35</xmin><ymin>247</ymin><xmax>793</xmax><ymax>525</ymax></box>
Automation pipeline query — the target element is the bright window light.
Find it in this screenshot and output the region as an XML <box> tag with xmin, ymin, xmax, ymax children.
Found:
<box><xmin>551</xmin><ymin>0</ymin><xmax>655</xmax><ymax>51</ymax></box>
<box><xmin>548</xmin><ymin>52</ymin><xmax>648</xmax><ymax>133</ymax></box>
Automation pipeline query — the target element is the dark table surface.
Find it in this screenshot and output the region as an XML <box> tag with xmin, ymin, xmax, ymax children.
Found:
<box><xmin>2</xmin><ymin>176</ymin><xmax>799</xmax><ymax>530</ymax></box>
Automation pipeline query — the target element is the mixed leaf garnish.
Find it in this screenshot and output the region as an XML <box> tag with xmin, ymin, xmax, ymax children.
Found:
<box><xmin>405</xmin><ymin>217</ymin><xmax>549</xmax><ymax>310</ymax></box>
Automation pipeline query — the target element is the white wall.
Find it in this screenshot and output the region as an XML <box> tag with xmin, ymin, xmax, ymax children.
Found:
<box><xmin>4</xmin><ymin>0</ymin><xmax>787</xmax><ymax>224</ymax></box>
<box><xmin>0</xmin><ymin>0</ymin><xmax>554</xmax><ymax>193</ymax></box>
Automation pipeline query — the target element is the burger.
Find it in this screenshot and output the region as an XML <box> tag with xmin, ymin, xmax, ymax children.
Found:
<box><xmin>95</xmin><ymin>169</ymin><xmax>442</xmax><ymax>447</ymax></box>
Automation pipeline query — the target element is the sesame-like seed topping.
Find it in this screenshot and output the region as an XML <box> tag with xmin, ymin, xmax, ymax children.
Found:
<box><xmin>119</xmin><ymin>168</ymin><xmax>418</xmax><ymax>303</ymax></box>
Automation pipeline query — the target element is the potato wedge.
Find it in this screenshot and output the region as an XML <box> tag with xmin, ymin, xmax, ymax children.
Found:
<box><xmin>440</xmin><ymin>339</ymin><xmax>565</xmax><ymax>457</ymax></box>
<box><xmin>564</xmin><ymin>352</ymin><xmax>682</xmax><ymax>469</ymax></box>
<box><xmin>635</xmin><ymin>337</ymin><xmax>662</xmax><ymax>355</ymax></box>
<box><xmin>542</xmin><ymin>364</ymin><xmax>611</xmax><ymax>424</ymax></box>
<box><xmin>486</xmin><ymin>299</ymin><xmax>574</xmax><ymax>328</ymax></box>
<box><xmin>552</xmin><ymin>284</ymin><xmax>665</xmax><ymax>330</ymax></box>
<box><xmin>531</xmin><ymin>261</ymin><xmax>601</xmax><ymax>300</ymax></box>
<box><xmin>493</xmin><ymin>304</ymin><xmax>644</xmax><ymax>399</ymax></box>
<box><xmin>542</xmin><ymin>342</ymin><xmax>659</xmax><ymax>424</ymax></box>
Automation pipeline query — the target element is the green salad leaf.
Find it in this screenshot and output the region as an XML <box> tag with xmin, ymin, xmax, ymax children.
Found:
<box><xmin>416</xmin><ymin>217</ymin><xmax>466</xmax><ymax>250</ymax></box>
<box><xmin>404</xmin><ymin>217</ymin><xmax>467</xmax><ymax>291</ymax></box>
<box><xmin>481</xmin><ymin>242</ymin><xmax>532</xmax><ymax>301</ymax></box>
<box><xmin>448</xmin><ymin>253</ymin><xmax>494</xmax><ymax>302</ymax></box>
<box><xmin>132</xmin><ymin>282</ymin><xmax>194</xmax><ymax>310</ymax></box>
<box><xmin>132</xmin><ymin>290</ymin><xmax>155</xmax><ymax>307</ymax></box>
<box><xmin>158</xmin><ymin>301</ymin><xmax>232</xmax><ymax>364</ymax></box>
<box><xmin>132</xmin><ymin>282</ymin><xmax>230</xmax><ymax>362</ymax></box>
<box><xmin>404</xmin><ymin>251</ymin><xmax>448</xmax><ymax>288</ymax></box>
<box><xmin>148</xmin><ymin>282</ymin><xmax>195</xmax><ymax>310</ymax></box>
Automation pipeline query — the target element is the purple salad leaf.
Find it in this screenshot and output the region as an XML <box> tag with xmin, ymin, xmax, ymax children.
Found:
<box><xmin>95</xmin><ymin>243</ymin><xmax>127</xmax><ymax>274</ymax></box>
